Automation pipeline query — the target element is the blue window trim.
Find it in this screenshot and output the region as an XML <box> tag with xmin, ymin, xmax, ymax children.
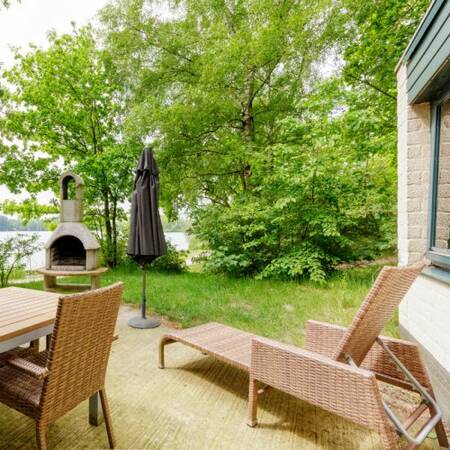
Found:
<box><xmin>427</xmin><ymin>89</ymin><xmax>450</xmax><ymax>270</ymax></box>
<box><xmin>404</xmin><ymin>0</ymin><xmax>446</xmax><ymax>61</ymax></box>
<box><xmin>422</xmin><ymin>265</ymin><xmax>450</xmax><ymax>285</ymax></box>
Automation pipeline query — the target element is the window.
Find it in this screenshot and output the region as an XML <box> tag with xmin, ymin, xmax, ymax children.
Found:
<box><xmin>428</xmin><ymin>95</ymin><xmax>450</xmax><ymax>268</ymax></box>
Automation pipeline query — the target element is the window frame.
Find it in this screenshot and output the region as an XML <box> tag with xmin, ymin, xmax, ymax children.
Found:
<box><xmin>427</xmin><ymin>89</ymin><xmax>450</xmax><ymax>270</ymax></box>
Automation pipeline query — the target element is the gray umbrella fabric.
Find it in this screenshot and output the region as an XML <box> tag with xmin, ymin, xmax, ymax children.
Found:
<box><xmin>128</xmin><ymin>147</ymin><xmax>167</xmax><ymax>265</ymax></box>
<box><xmin>127</xmin><ymin>147</ymin><xmax>167</xmax><ymax>329</ymax></box>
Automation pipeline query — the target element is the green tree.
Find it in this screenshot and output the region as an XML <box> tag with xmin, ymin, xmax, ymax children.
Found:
<box><xmin>0</xmin><ymin>26</ymin><xmax>141</xmax><ymax>266</ymax></box>
<box><xmin>336</xmin><ymin>0</ymin><xmax>429</xmax><ymax>158</ymax></box>
<box><xmin>101</xmin><ymin>0</ymin><xmax>336</xmax><ymax>212</ymax></box>
<box><xmin>0</xmin><ymin>234</ymin><xmax>40</xmax><ymax>286</ymax></box>
<box><xmin>194</xmin><ymin>81</ymin><xmax>397</xmax><ymax>281</ymax></box>
<box><xmin>101</xmin><ymin>0</ymin><xmax>401</xmax><ymax>279</ymax></box>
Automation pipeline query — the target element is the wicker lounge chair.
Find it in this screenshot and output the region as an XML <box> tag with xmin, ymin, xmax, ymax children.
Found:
<box><xmin>160</xmin><ymin>265</ymin><xmax>449</xmax><ymax>449</ymax></box>
<box><xmin>0</xmin><ymin>282</ymin><xmax>123</xmax><ymax>450</ymax></box>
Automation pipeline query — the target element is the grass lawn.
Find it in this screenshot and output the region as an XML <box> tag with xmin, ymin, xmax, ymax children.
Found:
<box><xmin>16</xmin><ymin>264</ymin><xmax>397</xmax><ymax>346</ymax></box>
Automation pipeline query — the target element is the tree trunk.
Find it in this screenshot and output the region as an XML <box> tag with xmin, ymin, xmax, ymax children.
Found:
<box><xmin>111</xmin><ymin>196</ymin><xmax>118</xmax><ymax>266</ymax></box>
<box><xmin>103</xmin><ymin>191</ymin><xmax>115</xmax><ymax>267</ymax></box>
<box><xmin>243</xmin><ymin>71</ymin><xmax>255</xmax><ymax>141</ymax></box>
<box><xmin>240</xmin><ymin>71</ymin><xmax>255</xmax><ymax>191</ymax></box>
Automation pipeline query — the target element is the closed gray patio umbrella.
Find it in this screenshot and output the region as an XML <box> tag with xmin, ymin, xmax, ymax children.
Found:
<box><xmin>127</xmin><ymin>147</ymin><xmax>167</xmax><ymax>329</ymax></box>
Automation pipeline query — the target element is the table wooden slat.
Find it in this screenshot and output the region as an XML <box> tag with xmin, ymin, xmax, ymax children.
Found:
<box><xmin>0</xmin><ymin>287</ymin><xmax>60</xmax><ymax>342</ymax></box>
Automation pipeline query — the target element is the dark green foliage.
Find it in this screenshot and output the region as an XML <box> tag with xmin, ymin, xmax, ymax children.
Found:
<box><xmin>336</xmin><ymin>0</ymin><xmax>429</xmax><ymax>164</ymax></box>
<box><xmin>150</xmin><ymin>242</ymin><xmax>188</xmax><ymax>273</ymax></box>
<box><xmin>195</xmin><ymin>97</ymin><xmax>396</xmax><ymax>282</ymax></box>
<box><xmin>123</xmin><ymin>242</ymin><xmax>187</xmax><ymax>273</ymax></box>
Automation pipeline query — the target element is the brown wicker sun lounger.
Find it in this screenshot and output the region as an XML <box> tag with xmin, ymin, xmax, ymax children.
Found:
<box><xmin>160</xmin><ymin>264</ymin><xmax>449</xmax><ymax>450</ymax></box>
<box><xmin>0</xmin><ymin>283</ymin><xmax>123</xmax><ymax>450</ymax></box>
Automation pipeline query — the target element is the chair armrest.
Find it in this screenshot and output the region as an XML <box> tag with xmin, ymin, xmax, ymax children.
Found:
<box><xmin>250</xmin><ymin>337</ymin><xmax>387</xmax><ymax>432</ymax></box>
<box><xmin>304</xmin><ymin>320</ymin><xmax>432</xmax><ymax>389</ymax></box>
<box><xmin>7</xmin><ymin>357</ymin><xmax>49</xmax><ymax>380</ymax></box>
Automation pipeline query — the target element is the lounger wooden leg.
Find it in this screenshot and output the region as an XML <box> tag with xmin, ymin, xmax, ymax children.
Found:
<box><xmin>434</xmin><ymin>419</ymin><xmax>449</xmax><ymax>448</ymax></box>
<box><xmin>159</xmin><ymin>339</ymin><xmax>166</xmax><ymax>369</ymax></box>
<box><xmin>429</xmin><ymin>391</ymin><xmax>449</xmax><ymax>448</ymax></box>
<box><xmin>378</xmin><ymin>423</ymin><xmax>399</xmax><ymax>450</ymax></box>
<box><xmin>36</xmin><ymin>422</ymin><xmax>47</xmax><ymax>450</ymax></box>
<box><xmin>159</xmin><ymin>338</ymin><xmax>175</xmax><ymax>369</ymax></box>
<box><xmin>99</xmin><ymin>389</ymin><xmax>116</xmax><ymax>449</ymax></box>
<box><xmin>247</xmin><ymin>378</ymin><xmax>258</xmax><ymax>427</ymax></box>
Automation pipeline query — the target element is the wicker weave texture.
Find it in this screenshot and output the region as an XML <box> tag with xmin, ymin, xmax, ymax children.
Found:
<box><xmin>332</xmin><ymin>264</ymin><xmax>424</xmax><ymax>366</ymax></box>
<box><xmin>41</xmin><ymin>282</ymin><xmax>123</xmax><ymax>423</ymax></box>
<box><xmin>0</xmin><ymin>282</ymin><xmax>123</xmax><ymax>449</ymax></box>
<box><xmin>161</xmin><ymin>322</ymin><xmax>254</xmax><ymax>370</ymax></box>
<box><xmin>305</xmin><ymin>320</ymin><xmax>432</xmax><ymax>388</ymax></box>
<box><xmin>0</xmin><ymin>347</ymin><xmax>35</xmax><ymax>366</ymax></box>
<box><xmin>249</xmin><ymin>337</ymin><xmax>397</xmax><ymax>445</ymax></box>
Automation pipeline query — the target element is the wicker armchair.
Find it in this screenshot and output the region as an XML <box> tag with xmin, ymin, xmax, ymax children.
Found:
<box><xmin>0</xmin><ymin>282</ymin><xmax>123</xmax><ymax>450</ymax></box>
<box><xmin>160</xmin><ymin>264</ymin><xmax>449</xmax><ymax>449</ymax></box>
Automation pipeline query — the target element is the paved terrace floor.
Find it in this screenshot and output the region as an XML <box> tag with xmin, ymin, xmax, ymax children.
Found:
<box><xmin>0</xmin><ymin>306</ymin><xmax>447</xmax><ymax>450</ymax></box>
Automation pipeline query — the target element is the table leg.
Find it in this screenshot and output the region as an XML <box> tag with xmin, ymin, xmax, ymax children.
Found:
<box><xmin>46</xmin><ymin>334</ymin><xmax>52</xmax><ymax>349</ymax></box>
<box><xmin>91</xmin><ymin>275</ymin><xmax>100</xmax><ymax>290</ymax></box>
<box><xmin>30</xmin><ymin>339</ymin><xmax>40</xmax><ymax>352</ymax></box>
<box><xmin>44</xmin><ymin>275</ymin><xmax>57</xmax><ymax>291</ymax></box>
<box><xmin>89</xmin><ymin>392</ymin><xmax>104</xmax><ymax>426</ymax></box>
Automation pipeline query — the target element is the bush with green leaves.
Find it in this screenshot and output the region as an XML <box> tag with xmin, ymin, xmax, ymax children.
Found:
<box><xmin>0</xmin><ymin>233</ymin><xmax>40</xmax><ymax>286</ymax></box>
<box><xmin>124</xmin><ymin>242</ymin><xmax>187</xmax><ymax>273</ymax></box>
<box><xmin>194</xmin><ymin>112</ymin><xmax>396</xmax><ymax>283</ymax></box>
<box><xmin>149</xmin><ymin>242</ymin><xmax>188</xmax><ymax>273</ymax></box>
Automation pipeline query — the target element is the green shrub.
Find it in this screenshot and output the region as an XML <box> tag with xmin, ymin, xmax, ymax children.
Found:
<box><xmin>0</xmin><ymin>233</ymin><xmax>40</xmax><ymax>286</ymax></box>
<box><xmin>193</xmin><ymin>120</ymin><xmax>395</xmax><ymax>281</ymax></box>
<box><xmin>150</xmin><ymin>242</ymin><xmax>188</xmax><ymax>273</ymax></box>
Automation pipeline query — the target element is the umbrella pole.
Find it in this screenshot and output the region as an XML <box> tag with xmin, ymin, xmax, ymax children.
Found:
<box><xmin>141</xmin><ymin>266</ymin><xmax>147</xmax><ymax>319</ymax></box>
<box><xmin>128</xmin><ymin>264</ymin><xmax>160</xmax><ymax>329</ymax></box>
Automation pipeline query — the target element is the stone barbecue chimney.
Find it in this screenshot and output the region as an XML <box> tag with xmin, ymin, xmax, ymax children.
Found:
<box><xmin>44</xmin><ymin>172</ymin><xmax>100</xmax><ymax>271</ymax></box>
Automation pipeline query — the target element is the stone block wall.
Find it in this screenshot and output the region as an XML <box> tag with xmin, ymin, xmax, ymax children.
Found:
<box><xmin>397</xmin><ymin>64</ymin><xmax>450</xmax><ymax>426</ymax></box>
<box><xmin>397</xmin><ymin>65</ymin><xmax>431</xmax><ymax>265</ymax></box>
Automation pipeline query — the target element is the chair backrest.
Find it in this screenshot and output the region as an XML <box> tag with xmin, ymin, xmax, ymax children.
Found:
<box><xmin>332</xmin><ymin>264</ymin><xmax>424</xmax><ymax>366</ymax></box>
<box><xmin>40</xmin><ymin>282</ymin><xmax>123</xmax><ymax>422</ymax></box>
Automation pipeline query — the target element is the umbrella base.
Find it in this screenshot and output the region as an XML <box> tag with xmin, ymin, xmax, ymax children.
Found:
<box><xmin>128</xmin><ymin>316</ymin><xmax>161</xmax><ymax>329</ymax></box>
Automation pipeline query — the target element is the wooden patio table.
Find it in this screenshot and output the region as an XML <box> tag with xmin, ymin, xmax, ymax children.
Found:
<box><xmin>0</xmin><ymin>286</ymin><xmax>103</xmax><ymax>425</ymax></box>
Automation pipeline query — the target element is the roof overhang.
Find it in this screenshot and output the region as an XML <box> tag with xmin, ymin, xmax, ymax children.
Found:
<box><xmin>396</xmin><ymin>0</ymin><xmax>446</xmax><ymax>71</ymax></box>
<box><xmin>396</xmin><ymin>0</ymin><xmax>450</xmax><ymax>104</ymax></box>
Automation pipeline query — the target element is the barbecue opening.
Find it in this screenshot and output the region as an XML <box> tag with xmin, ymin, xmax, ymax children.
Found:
<box><xmin>50</xmin><ymin>235</ymin><xmax>86</xmax><ymax>271</ymax></box>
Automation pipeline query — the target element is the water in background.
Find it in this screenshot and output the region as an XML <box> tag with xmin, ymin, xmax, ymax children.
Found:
<box><xmin>0</xmin><ymin>231</ymin><xmax>189</xmax><ymax>270</ymax></box>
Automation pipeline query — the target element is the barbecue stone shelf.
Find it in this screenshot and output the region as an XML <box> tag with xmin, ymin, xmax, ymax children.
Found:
<box><xmin>36</xmin><ymin>267</ymin><xmax>109</xmax><ymax>292</ymax></box>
